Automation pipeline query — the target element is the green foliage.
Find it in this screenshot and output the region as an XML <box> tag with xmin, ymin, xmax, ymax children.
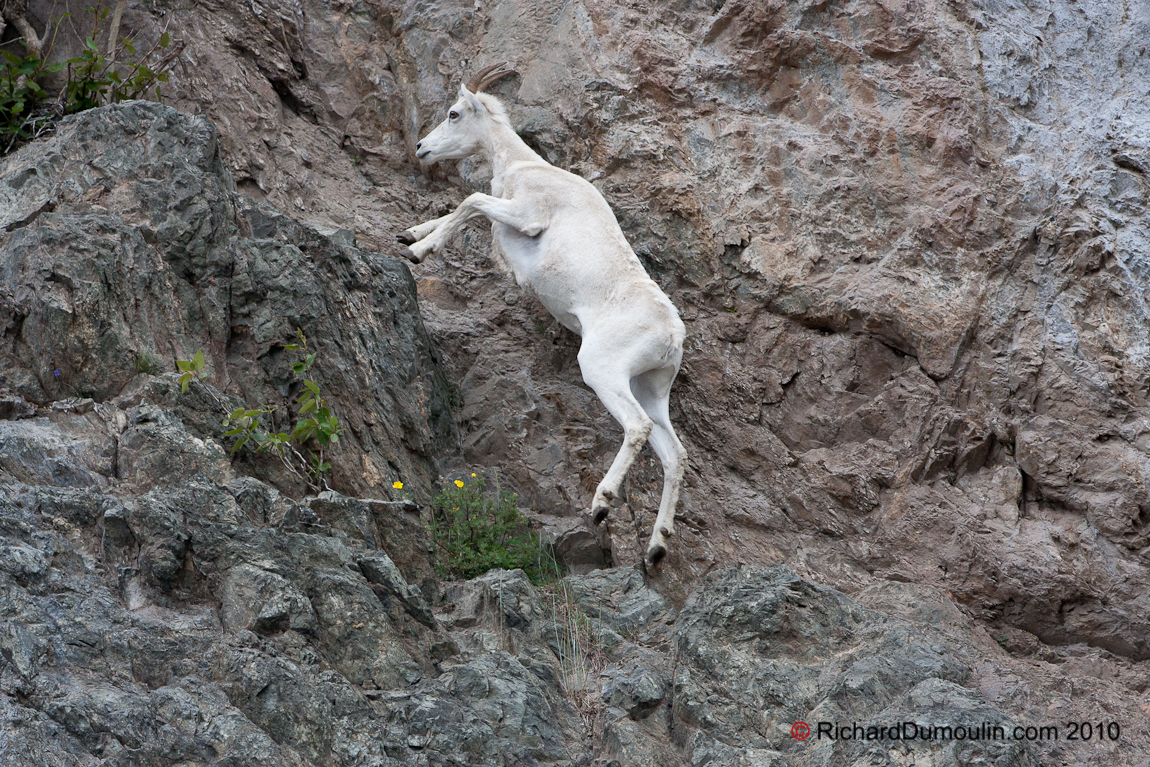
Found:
<box><xmin>428</xmin><ymin>475</ymin><xmax>553</xmax><ymax>583</ymax></box>
<box><xmin>177</xmin><ymin>329</ymin><xmax>344</xmax><ymax>491</ymax></box>
<box><xmin>221</xmin><ymin>405</ymin><xmax>279</xmax><ymax>457</ymax></box>
<box><xmin>135</xmin><ymin>350</ymin><xmax>161</xmax><ymax>375</ymax></box>
<box><xmin>175</xmin><ymin>348</ymin><xmax>208</xmax><ymax>392</ymax></box>
<box><xmin>282</xmin><ymin>328</ymin><xmax>342</xmax><ymax>477</ymax></box>
<box><xmin>0</xmin><ymin>43</ymin><xmax>64</xmax><ymax>148</ymax></box>
<box><xmin>1</xmin><ymin>5</ymin><xmax>183</xmax><ymax>153</ymax></box>
<box><xmin>445</xmin><ymin>381</ymin><xmax>463</xmax><ymax>410</ymax></box>
<box><xmin>0</xmin><ymin>15</ymin><xmax>65</xmax><ymax>151</ymax></box>
<box><xmin>64</xmin><ymin>28</ymin><xmax>177</xmax><ymax>113</ymax></box>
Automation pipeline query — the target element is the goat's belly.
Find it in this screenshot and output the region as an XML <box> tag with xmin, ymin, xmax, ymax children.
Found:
<box><xmin>538</xmin><ymin>300</ymin><xmax>583</xmax><ymax>335</ymax></box>
<box><xmin>494</xmin><ymin>228</ymin><xmax>579</xmax><ymax>325</ymax></box>
<box><xmin>493</xmin><ymin>225</ymin><xmax>541</xmax><ymax>285</ymax></box>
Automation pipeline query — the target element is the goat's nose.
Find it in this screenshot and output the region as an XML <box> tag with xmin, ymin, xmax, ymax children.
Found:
<box><xmin>416</xmin><ymin>141</ymin><xmax>422</xmax><ymax>150</ymax></box>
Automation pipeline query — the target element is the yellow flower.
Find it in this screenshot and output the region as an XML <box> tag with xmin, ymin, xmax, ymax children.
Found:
<box><xmin>471</xmin><ymin>472</ymin><xmax>477</xmax><ymax>477</ymax></box>
<box><xmin>392</xmin><ymin>481</ymin><xmax>403</xmax><ymax>489</ymax></box>
<box><xmin>455</xmin><ymin>479</ymin><xmax>464</xmax><ymax>488</ymax></box>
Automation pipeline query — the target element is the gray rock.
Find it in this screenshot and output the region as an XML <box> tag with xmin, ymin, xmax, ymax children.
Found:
<box><xmin>438</xmin><ymin>568</ymin><xmax>546</xmax><ymax>634</ymax></box>
<box><xmin>561</xmin><ymin>566</ymin><xmax>674</xmax><ymax>635</ymax></box>
<box><xmin>0</xmin><ymin>416</ymin><xmax>113</xmax><ymax>488</ymax></box>
<box><xmin>805</xmin><ymin>679</ymin><xmax>1038</xmax><ymax>767</ymax></box>
<box><xmin>687</xmin><ymin>730</ymin><xmax>787</xmax><ymax>767</ymax></box>
<box><xmin>0</xmin><ymin>542</ymin><xmax>49</xmax><ymax>582</ymax></box>
<box><xmin>306</xmin><ymin>569</ymin><xmax>423</xmax><ymax>688</ymax></box>
<box><xmin>2</xmin><ymin>0</ymin><xmax>1150</xmax><ymax>761</ymax></box>
<box><xmin>228</xmin><ymin>477</ymin><xmax>295</xmax><ymax>526</ymax></box>
<box><xmin>600</xmin><ymin>715</ymin><xmax>667</xmax><ymax>767</ymax></box>
<box><xmin>539</xmin><ymin>515</ymin><xmax>610</xmax><ymax>574</ymax></box>
<box><xmin>600</xmin><ymin>658</ymin><xmax>667</xmax><ymax>720</ymax></box>
<box><xmin>220</xmin><ymin>564</ymin><xmax>317</xmax><ymax>635</ymax></box>
<box><xmin>398</xmin><ymin>651</ymin><xmax>583</xmax><ymax>765</ymax></box>
<box><xmin>0</xmin><ymin>618</ymin><xmax>48</xmax><ymax>679</ymax></box>
<box><xmin>0</xmin><ymin>695</ymin><xmax>99</xmax><ymax>767</ymax></box>
<box><xmin>117</xmin><ymin>400</ymin><xmax>235</xmax><ymax>490</ymax></box>
<box><xmin>0</xmin><ymin>101</ymin><xmax>454</xmax><ymax>504</ymax></box>
<box><xmin>0</xmin><ymin>394</ymin><xmax>35</xmax><ymax>420</ymax></box>
<box><xmin>672</xmin><ymin>566</ymin><xmax>1023</xmax><ymax>766</ymax></box>
<box><xmin>358</xmin><ymin>550</ymin><xmax>435</xmax><ymax>628</ymax></box>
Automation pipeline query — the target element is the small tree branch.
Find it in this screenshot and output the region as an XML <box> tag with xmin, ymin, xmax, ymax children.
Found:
<box><xmin>11</xmin><ymin>15</ymin><xmax>43</xmax><ymax>60</ymax></box>
<box><xmin>106</xmin><ymin>0</ymin><xmax>126</xmax><ymax>63</ymax></box>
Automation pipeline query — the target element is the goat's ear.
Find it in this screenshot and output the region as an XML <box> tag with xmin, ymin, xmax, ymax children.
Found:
<box><xmin>458</xmin><ymin>83</ymin><xmax>484</xmax><ymax>111</ymax></box>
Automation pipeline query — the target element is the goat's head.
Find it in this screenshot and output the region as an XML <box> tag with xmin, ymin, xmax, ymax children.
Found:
<box><xmin>415</xmin><ymin>63</ymin><xmax>517</xmax><ymax>163</ymax></box>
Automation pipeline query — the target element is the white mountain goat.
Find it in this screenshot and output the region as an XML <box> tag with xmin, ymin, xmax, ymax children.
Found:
<box><xmin>398</xmin><ymin>64</ymin><xmax>687</xmax><ymax>566</ymax></box>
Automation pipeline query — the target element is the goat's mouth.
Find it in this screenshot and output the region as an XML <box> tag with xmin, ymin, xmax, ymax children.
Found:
<box><xmin>415</xmin><ymin>149</ymin><xmax>432</xmax><ymax>160</ymax></box>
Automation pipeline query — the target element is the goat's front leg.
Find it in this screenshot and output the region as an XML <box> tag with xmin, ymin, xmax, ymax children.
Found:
<box><xmin>397</xmin><ymin>213</ymin><xmax>452</xmax><ymax>246</ymax></box>
<box><xmin>399</xmin><ymin>193</ymin><xmax>543</xmax><ymax>263</ymax></box>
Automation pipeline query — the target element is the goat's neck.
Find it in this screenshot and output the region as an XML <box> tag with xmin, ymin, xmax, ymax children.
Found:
<box><xmin>483</xmin><ymin>122</ymin><xmax>541</xmax><ymax>194</ymax></box>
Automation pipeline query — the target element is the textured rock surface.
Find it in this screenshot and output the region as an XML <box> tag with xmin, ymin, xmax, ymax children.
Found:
<box><xmin>2</xmin><ymin>407</ymin><xmax>1149</xmax><ymax>767</ymax></box>
<box><xmin>0</xmin><ymin>102</ymin><xmax>454</xmax><ymax>502</ymax></box>
<box><xmin>3</xmin><ymin>0</ymin><xmax>1150</xmax><ymax>764</ymax></box>
<box><xmin>47</xmin><ymin>0</ymin><xmax>1149</xmax><ymax>662</ymax></box>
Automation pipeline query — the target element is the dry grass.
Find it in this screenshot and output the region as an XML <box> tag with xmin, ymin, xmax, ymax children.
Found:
<box><xmin>546</xmin><ymin>580</ymin><xmax>609</xmax><ymax>733</ymax></box>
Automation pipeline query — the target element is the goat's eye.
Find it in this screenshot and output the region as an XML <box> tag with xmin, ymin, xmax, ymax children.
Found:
<box><xmin>449</xmin><ymin>111</ymin><xmax>459</xmax><ymax>120</ymax></box>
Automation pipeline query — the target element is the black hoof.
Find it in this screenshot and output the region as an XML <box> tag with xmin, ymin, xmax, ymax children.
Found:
<box><xmin>646</xmin><ymin>545</ymin><xmax>666</xmax><ymax>567</ymax></box>
<box><xmin>400</xmin><ymin>247</ymin><xmax>418</xmax><ymax>263</ymax></box>
<box><xmin>592</xmin><ymin>506</ymin><xmax>609</xmax><ymax>525</ymax></box>
<box><xmin>397</xmin><ymin>231</ymin><xmax>417</xmax><ymax>245</ymax></box>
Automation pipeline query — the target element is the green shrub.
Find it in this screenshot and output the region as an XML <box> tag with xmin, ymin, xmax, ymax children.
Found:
<box><xmin>177</xmin><ymin>329</ymin><xmax>344</xmax><ymax>492</ymax></box>
<box><xmin>428</xmin><ymin>475</ymin><xmax>553</xmax><ymax>583</ymax></box>
<box><xmin>1</xmin><ymin>4</ymin><xmax>183</xmax><ymax>153</ymax></box>
<box><xmin>64</xmin><ymin>26</ymin><xmax>179</xmax><ymax>113</ymax></box>
<box><xmin>0</xmin><ymin>49</ymin><xmax>63</xmax><ymax>149</ymax></box>
<box><xmin>175</xmin><ymin>348</ymin><xmax>209</xmax><ymax>391</ymax></box>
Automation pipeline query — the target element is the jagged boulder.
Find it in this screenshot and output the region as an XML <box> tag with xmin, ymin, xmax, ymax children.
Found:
<box><xmin>0</xmin><ymin>101</ymin><xmax>454</xmax><ymax>501</ymax></box>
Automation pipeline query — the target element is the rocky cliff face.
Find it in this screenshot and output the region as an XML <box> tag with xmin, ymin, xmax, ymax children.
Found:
<box><xmin>3</xmin><ymin>0</ymin><xmax>1150</xmax><ymax>764</ymax></box>
<box><xmin>0</xmin><ymin>102</ymin><xmax>455</xmax><ymax>502</ymax></box>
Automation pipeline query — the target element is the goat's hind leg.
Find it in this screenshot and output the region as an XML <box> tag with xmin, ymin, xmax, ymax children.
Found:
<box><xmin>632</xmin><ymin>366</ymin><xmax>686</xmax><ymax>566</ymax></box>
<box><xmin>581</xmin><ymin>361</ymin><xmax>653</xmax><ymax>527</ymax></box>
<box><xmin>591</xmin><ymin>398</ymin><xmax>652</xmax><ymax>526</ymax></box>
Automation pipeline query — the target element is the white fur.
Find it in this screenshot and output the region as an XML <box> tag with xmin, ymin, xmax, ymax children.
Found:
<box><xmin>403</xmin><ymin>83</ymin><xmax>687</xmax><ymax>565</ymax></box>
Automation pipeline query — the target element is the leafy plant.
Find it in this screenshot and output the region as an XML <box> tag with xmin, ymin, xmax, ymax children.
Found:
<box><xmin>282</xmin><ymin>329</ymin><xmax>342</xmax><ymax>477</ymax></box>
<box><xmin>0</xmin><ymin>24</ymin><xmax>65</xmax><ymax>150</ymax></box>
<box><xmin>427</xmin><ymin>474</ymin><xmax>553</xmax><ymax>583</ymax></box>
<box><xmin>445</xmin><ymin>381</ymin><xmax>463</xmax><ymax>410</ymax></box>
<box><xmin>1</xmin><ymin>3</ymin><xmax>184</xmax><ymax>154</ymax></box>
<box><xmin>177</xmin><ymin>329</ymin><xmax>344</xmax><ymax>492</ymax></box>
<box><xmin>176</xmin><ymin>348</ymin><xmax>209</xmax><ymax>392</ymax></box>
<box><xmin>65</xmin><ymin>25</ymin><xmax>179</xmax><ymax>112</ymax></box>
